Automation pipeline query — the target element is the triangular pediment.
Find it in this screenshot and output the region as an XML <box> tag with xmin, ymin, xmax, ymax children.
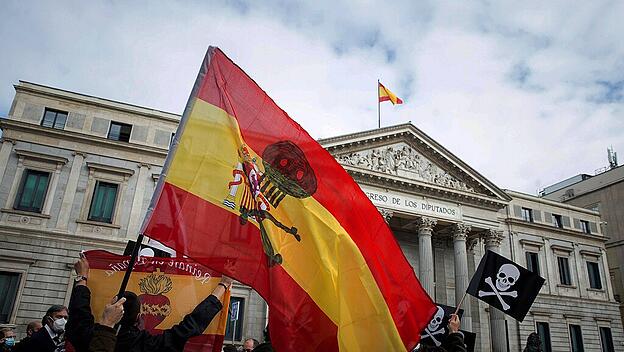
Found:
<box><xmin>318</xmin><ymin>123</ymin><xmax>511</xmax><ymax>207</ymax></box>
<box><xmin>335</xmin><ymin>142</ymin><xmax>477</xmax><ymax>193</ymax></box>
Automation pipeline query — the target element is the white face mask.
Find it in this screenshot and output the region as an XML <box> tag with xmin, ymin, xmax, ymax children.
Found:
<box><xmin>52</xmin><ymin>317</ymin><xmax>67</xmax><ymax>333</ymax></box>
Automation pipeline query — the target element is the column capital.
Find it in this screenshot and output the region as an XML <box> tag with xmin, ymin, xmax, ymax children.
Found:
<box><xmin>137</xmin><ymin>162</ymin><xmax>152</xmax><ymax>169</ymax></box>
<box><xmin>484</xmin><ymin>229</ymin><xmax>504</xmax><ymax>248</ymax></box>
<box><xmin>452</xmin><ymin>223</ymin><xmax>471</xmax><ymax>241</ymax></box>
<box><xmin>467</xmin><ymin>237</ymin><xmax>480</xmax><ymax>251</ymax></box>
<box><xmin>417</xmin><ymin>217</ymin><xmax>437</xmax><ymax>234</ymax></box>
<box><xmin>72</xmin><ymin>151</ymin><xmax>87</xmax><ymax>157</ymax></box>
<box><xmin>378</xmin><ymin>208</ymin><xmax>393</xmax><ymax>223</ymax></box>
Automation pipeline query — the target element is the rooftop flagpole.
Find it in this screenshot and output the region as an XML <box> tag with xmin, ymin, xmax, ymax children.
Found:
<box><xmin>377</xmin><ymin>79</ymin><xmax>381</xmax><ymax>129</ymax></box>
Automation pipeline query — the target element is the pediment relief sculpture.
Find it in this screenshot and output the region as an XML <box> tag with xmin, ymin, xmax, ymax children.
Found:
<box><xmin>336</xmin><ymin>143</ymin><xmax>475</xmax><ymax>193</ymax></box>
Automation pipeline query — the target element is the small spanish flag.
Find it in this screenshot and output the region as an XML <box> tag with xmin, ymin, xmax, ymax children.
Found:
<box><xmin>378</xmin><ymin>81</ymin><xmax>404</xmax><ymax>105</ymax></box>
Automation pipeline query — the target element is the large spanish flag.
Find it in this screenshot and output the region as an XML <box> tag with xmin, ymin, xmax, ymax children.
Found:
<box><xmin>142</xmin><ymin>47</ymin><xmax>435</xmax><ymax>351</ymax></box>
<box><xmin>84</xmin><ymin>250</ymin><xmax>230</xmax><ymax>352</ymax></box>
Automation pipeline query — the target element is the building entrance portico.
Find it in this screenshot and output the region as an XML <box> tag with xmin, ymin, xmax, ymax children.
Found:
<box><xmin>319</xmin><ymin>124</ymin><xmax>512</xmax><ymax>351</ymax></box>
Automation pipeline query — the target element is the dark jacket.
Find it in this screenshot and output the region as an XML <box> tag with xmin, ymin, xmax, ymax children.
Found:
<box><xmin>441</xmin><ymin>332</ymin><xmax>467</xmax><ymax>352</ymax></box>
<box><xmin>66</xmin><ymin>285</ymin><xmax>223</xmax><ymax>352</ymax></box>
<box><xmin>17</xmin><ymin>327</ymin><xmax>63</xmax><ymax>352</ymax></box>
<box><xmin>251</xmin><ymin>342</ymin><xmax>274</xmax><ymax>352</ymax></box>
<box><xmin>88</xmin><ymin>325</ymin><xmax>116</xmax><ymax>352</ymax></box>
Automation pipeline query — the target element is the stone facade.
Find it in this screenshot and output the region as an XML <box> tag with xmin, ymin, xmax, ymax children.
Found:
<box><xmin>0</xmin><ymin>81</ymin><xmax>268</xmax><ymax>343</ymax></box>
<box><xmin>541</xmin><ymin>165</ymin><xmax>624</xmax><ymax>324</ymax></box>
<box><xmin>0</xmin><ymin>81</ymin><xmax>622</xmax><ymax>351</ymax></box>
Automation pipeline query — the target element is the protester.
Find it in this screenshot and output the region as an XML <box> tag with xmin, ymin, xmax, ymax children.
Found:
<box><xmin>523</xmin><ymin>332</ymin><xmax>543</xmax><ymax>352</ymax></box>
<box><xmin>12</xmin><ymin>321</ymin><xmax>42</xmax><ymax>352</ymax></box>
<box><xmin>251</xmin><ymin>327</ymin><xmax>273</xmax><ymax>352</ymax></box>
<box><xmin>24</xmin><ymin>322</ymin><xmax>41</xmax><ymax>339</ymax></box>
<box><xmin>243</xmin><ymin>338</ymin><xmax>259</xmax><ymax>351</ymax></box>
<box><xmin>66</xmin><ymin>256</ymin><xmax>232</xmax><ymax>352</ymax></box>
<box><xmin>17</xmin><ymin>304</ymin><xmax>68</xmax><ymax>352</ymax></box>
<box><xmin>88</xmin><ymin>296</ymin><xmax>127</xmax><ymax>352</ymax></box>
<box><xmin>222</xmin><ymin>344</ymin><xmax>237</xmax><ymax>352</ymax></box>
<box><xmin>1</xmin><ymin>328</ymin><xmax>16</xmax><ymax>351</ymax></box>
<box><xmin>416</xmin><ymin>314</ymin><xmax>466</xmax><ymax>352</ymax></box>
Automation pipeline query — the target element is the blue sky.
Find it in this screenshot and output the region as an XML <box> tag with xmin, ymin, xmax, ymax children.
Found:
<box><xmin>1</xmin><ymin>0</ymin><xmax>623</xmax><ymax>194</ymax></box>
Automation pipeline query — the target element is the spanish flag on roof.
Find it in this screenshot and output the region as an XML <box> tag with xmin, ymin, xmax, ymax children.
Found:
<box><xmin>379</xmin><ymin>81</ymin><xmax>404</xmax><ymax>105</ymax></box>
<box><xmin>141</xmin><ymin>47</ymin><xmax>435</xmax><ymax>351</ymax></box>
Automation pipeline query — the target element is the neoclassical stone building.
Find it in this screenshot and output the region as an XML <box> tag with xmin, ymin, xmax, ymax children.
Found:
<box><xmin>0</xmin><ymin>81</ymin><xmax>622</xmax><ymax>351</ymax></box>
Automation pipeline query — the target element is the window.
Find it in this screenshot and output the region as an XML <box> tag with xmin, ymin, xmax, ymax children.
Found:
<box><xmin>225</xmin><ymin>297</ymin><xmax>245</xmax><ymax>341</ymax></box>
<box><xmin>107</xmin><ymin>121</ymin><xmax>132</xmax><ymax>142</ymax></box>
<box><xmin>558</xmin><ymin>256</ymin><xmax>572</xmax><ymax>285</ymax></box>
<box><xmin>88</xmin><ymin>181</ymin><xmax>119</xmax><ymax>223</ymax></box>
<box><xmin>521</xmin><ymin>207</ymin><xmax>534</xmax><ymax>222</ymax></box>
<box><xmin>536</xmin><ymin>322</ymin><xmax>552</xmax><ymax>352</ymax></box>
<box><xmin>14</xmin><ymin>169</ymin><xmax>50</xmax><ymax>213</ymax></box>
<box><xmin>580</xmin><ymin>220</ymin><xmax>591</xmax><ymax>234</ymax></box>
<box><xmin>552</xmin><ymin>214</ymin><xmax>563</xmax><ymax>228</ymax></box>
<box><xmin>0</xmin><ymin>272</ymin><xmax>21</xmax><ymax>323</ymax></box>
<box><xmin>587</xmin><ymin>262</ymin><xmax>602</xmax><ymax>289</ymax></box>
<box><xmin>569</xmin><ymin>324</ymin><xmax>584</xmax><ymax>352</ymax></box>
<box><xmin>41</xmin><ymin>108</ymin><xmax>67</xmax><ymax>129</ymax></box>
<box><xmin>526</xmin><ymin>252</ymin><xmax>540</xmax><ymax>275</ymax></box>
<box><xmin>599</xmin><ymin>327</ymin><xmax>615</xmax><ymax>352</ymax></box>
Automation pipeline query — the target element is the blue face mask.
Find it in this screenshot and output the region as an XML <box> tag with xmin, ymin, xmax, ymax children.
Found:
<box><xmin>4</xmin><ymin>337</ymin><xmax>15</xmax><ymax>347</ymax></box>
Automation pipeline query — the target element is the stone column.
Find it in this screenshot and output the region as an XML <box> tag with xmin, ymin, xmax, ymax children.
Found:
<box><xmin>57</xmin><ymin>152</ymin><xmax>86</xmax><ymax>230</ymax></box>
<box><xmin>453</xmin><ymin>223</ymin><xmax>472</xmax><ymax>331</ymax></box>
<box><xmin>0</xmin><ymin>138</ymin><xmax>15</xmax><ymax>186</ymax></box>
<box><xmin>126</xmin><ymin>163</ymin><xmax>151</xmax><ymax>237</ymax></box>
<box><xmin>485</xmin><ymin>229</ymin><xmax>507</xmax><ymax>352</ymax></box>
<box><xmin>417</xmin><ymin>217</ymin><xmax>437</xmax><ymax>297</ymax></box>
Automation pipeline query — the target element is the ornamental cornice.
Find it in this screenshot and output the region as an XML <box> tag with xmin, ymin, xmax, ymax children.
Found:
<box><xmin>14</xmin><ymin>148</ymin><xmax>69</xmax><ymax>165</ymax></box>
<box><xmin>349</xmin><ymin>168</ymin><xmax>507</xmax><ymax>211</ymax></box>
<box><xmin>0</xmin><ymin>119</ymin><xmax>169</xmax><ymax>161</ymax></box>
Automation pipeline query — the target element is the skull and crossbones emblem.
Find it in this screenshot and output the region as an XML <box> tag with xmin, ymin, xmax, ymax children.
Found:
<box><xmin>478</xmin><ymin>264</ymin><xmax>520</xmax><ymax>310</ymax></box>
<box><xmin>223</xmin><ymin>141</ymin><xmax>317</xmax><ymax>266</ymax></box>
<box><xmin>420</xmin><ymin>306</ymin><xmax>446</xmax><ymax>347</ymax></box>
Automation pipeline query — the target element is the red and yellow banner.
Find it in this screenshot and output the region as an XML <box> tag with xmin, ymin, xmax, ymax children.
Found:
<box><xmin>84</xmin><ymin>250</ymin><xmax>230</xmax><ymax>352</ymax></box>
<box><xmin>142</xmin><ymin>47</ymin><xmax>435</xmax><ymax>351</ymax></box>
<box><xmin>379</xmin><ymin>82</ymin><xmax>404</xmax><ymax>105</ymax></box>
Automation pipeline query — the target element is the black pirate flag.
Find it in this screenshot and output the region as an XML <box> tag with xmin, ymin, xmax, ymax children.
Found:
<box><xmin>419</xmin><ymin>304</ymin><xmax>463</xmax><ymax>348</ymax></box>
<box><xmin>467</xmin><ymin>250</ymin><xmax>545</xmax><ymax>322</ymax></box>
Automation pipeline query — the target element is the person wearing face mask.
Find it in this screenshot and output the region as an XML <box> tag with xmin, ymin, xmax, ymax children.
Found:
<box><xmin>21</xmin><ymin>305</ymin><xmax>69</xmax><ymax>352</ymax></box>
<box><xmin>0</xmin><ymin>327</ymin><xmax>17</xmax><ymax>351</ymax></box>
<box><xmin>12</xmin><ymin>321</ymin><xmax>41</xmax><ymax>352</ymax></box>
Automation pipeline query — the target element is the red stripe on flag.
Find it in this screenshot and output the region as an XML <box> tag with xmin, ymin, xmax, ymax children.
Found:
<box><xmin>195</xmin><ymin>48</ymin><xmax>434</xmax><ymax>349</ymax></box>
<box><xmin>144</xmin><ymin>182</ymin><xmax>339</xmax><ymax>351</ymax></box>
<box><xmin>379</xmin><ymin>96</ymin><xmax>391</xmax><ymax>102</ymax></box>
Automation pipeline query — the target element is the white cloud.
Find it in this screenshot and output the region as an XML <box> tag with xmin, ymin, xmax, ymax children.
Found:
<box><xmin>1</xmin><ymin>0</ymin><xmax>622</xmax><ymax>194</ymax></box>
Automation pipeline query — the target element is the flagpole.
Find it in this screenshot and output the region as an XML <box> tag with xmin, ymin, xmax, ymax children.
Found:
<box><xmin>454</xmin><ymin>291</ymin><xmax>468</xmax><ymax>316</ymax></box>
<box><xmin>377</xmin><ymin>79</ymin><xmax>381</xmax><ymax>129</ymax></box>
<box><xmin>116</xmin><ymin>233</ymin><xmax>144</xmax><ymax>300</ymax></box>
